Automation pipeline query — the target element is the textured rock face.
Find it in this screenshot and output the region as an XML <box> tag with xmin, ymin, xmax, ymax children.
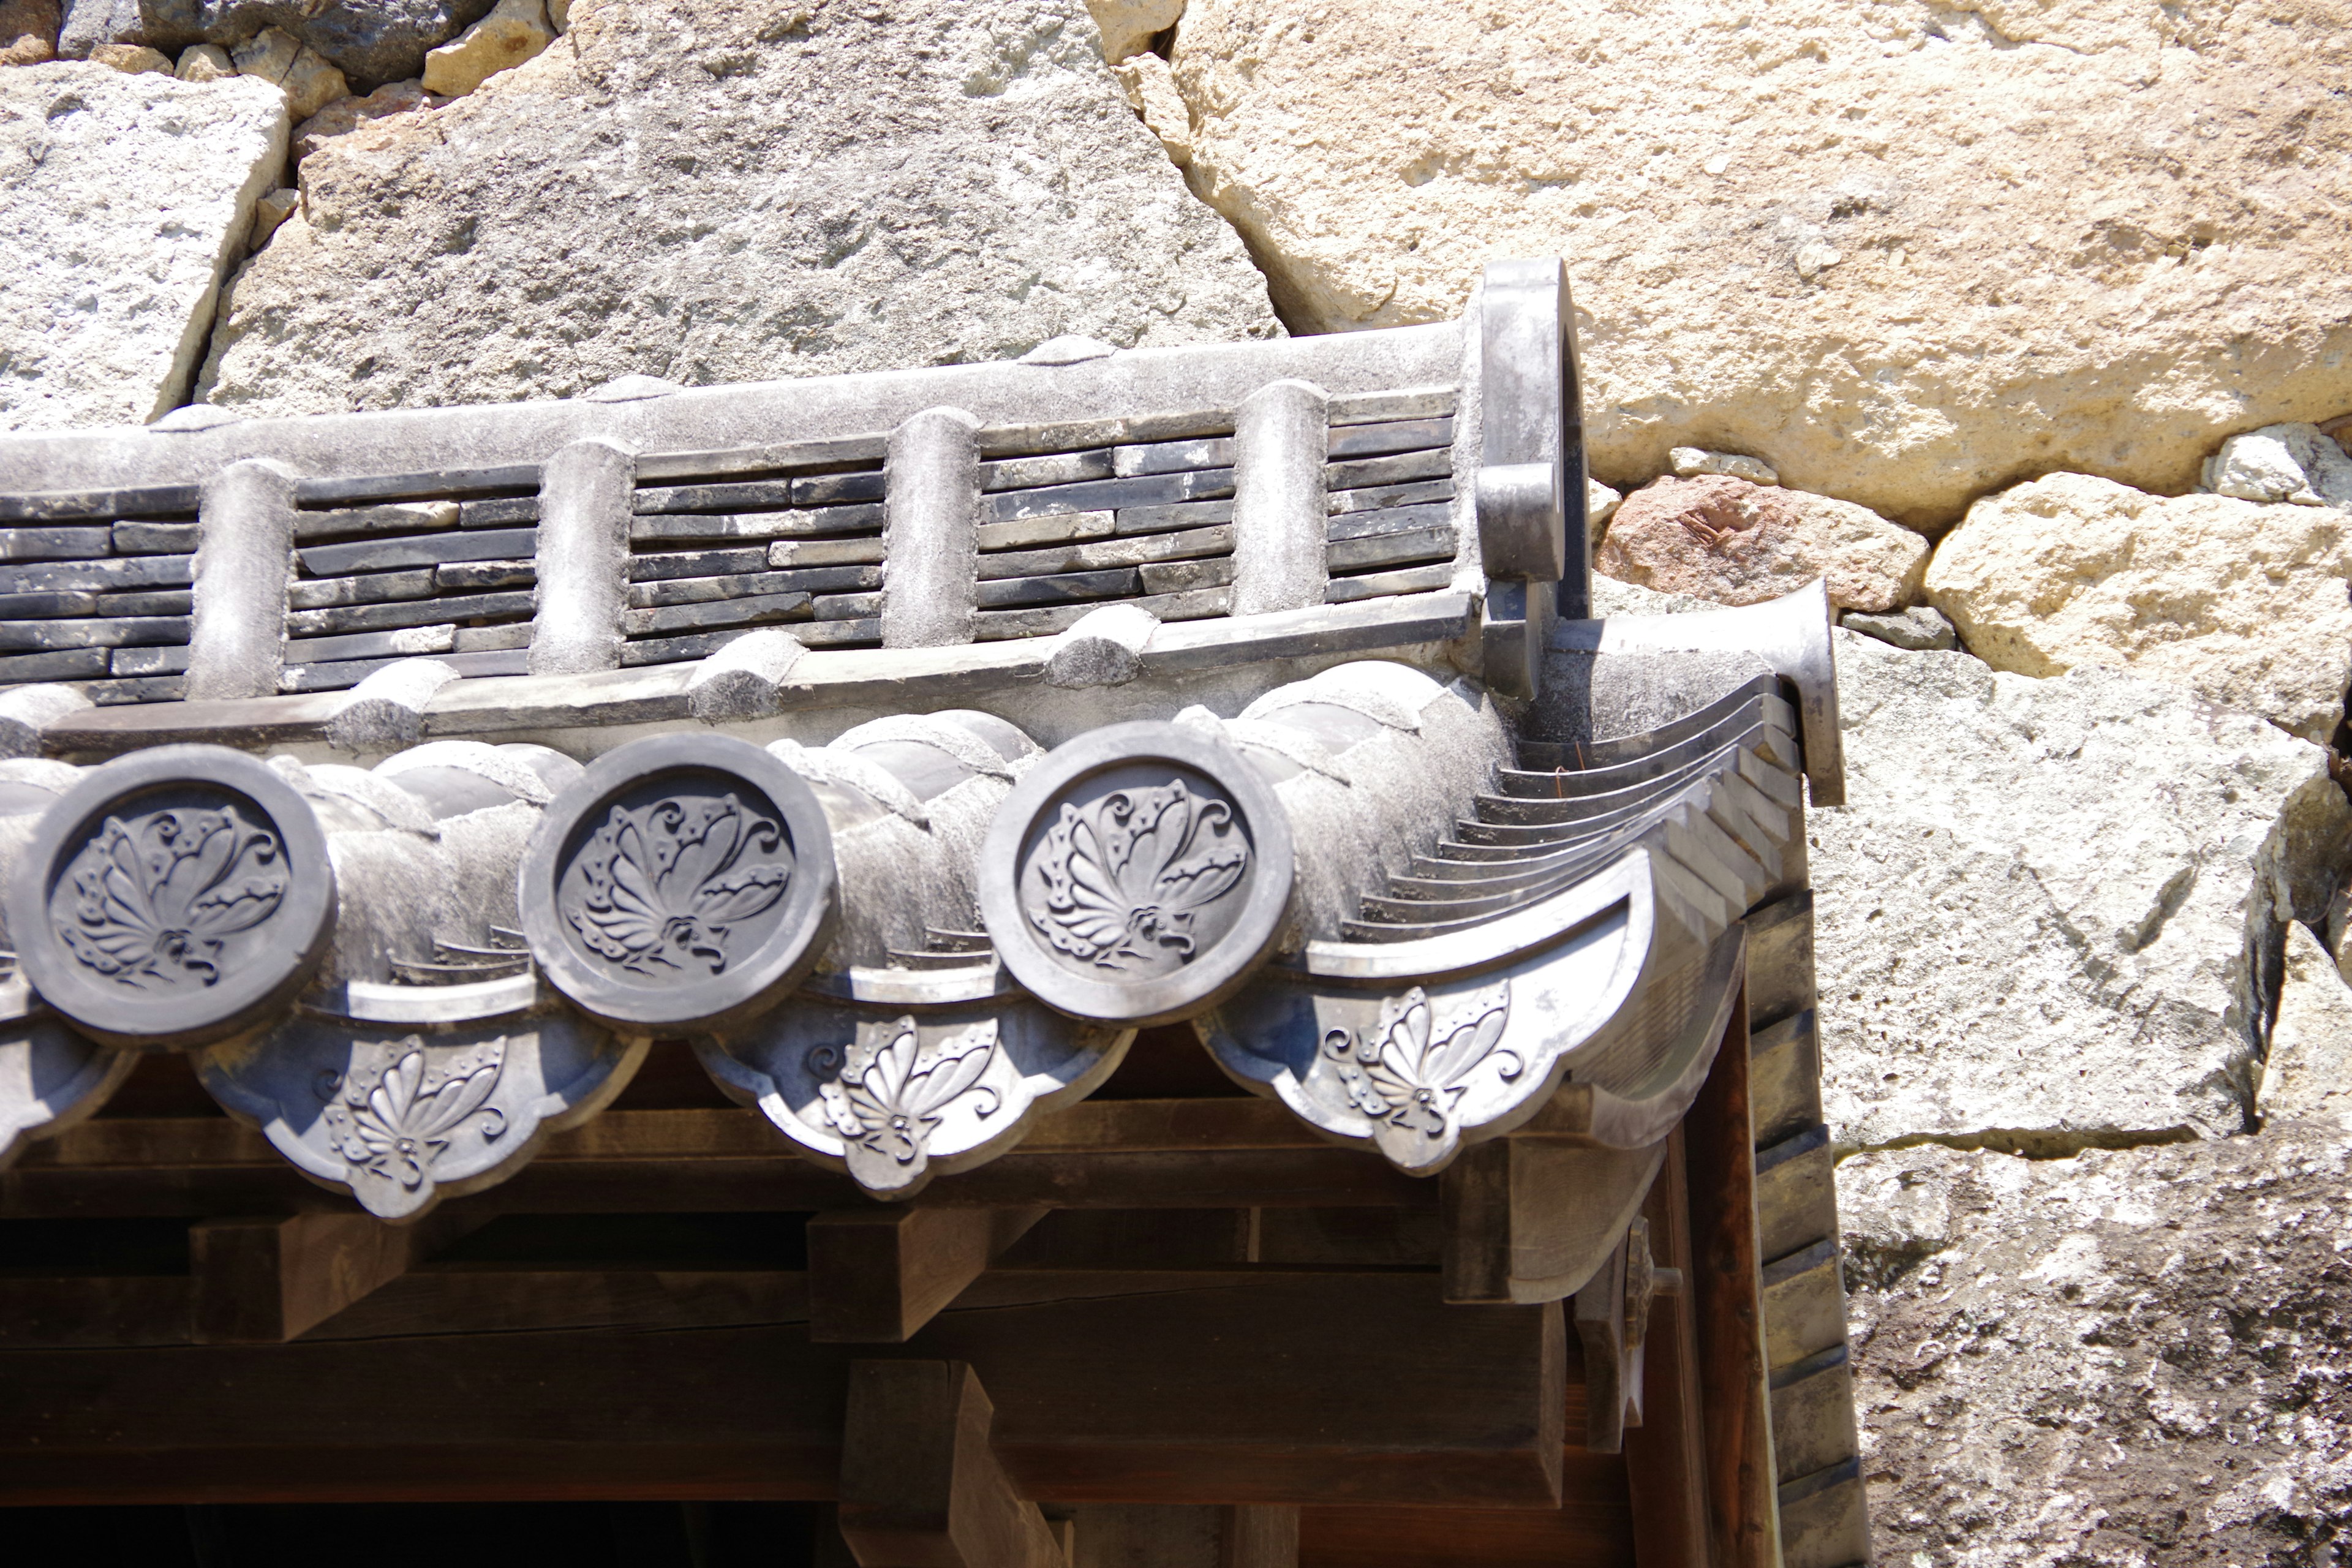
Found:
<box><xmin>1924</xmin><ymin>472</ymin><xmax>2352</xmax><ymax>745</ymax></box>
<box><xmin>0</xmin><ymin>62</ymin><xmax>287</xmax><ymax>432</ymax></box>
<box><xmin>132</xmin><ymin>0</ymin><xmax>499</xmax><ymax>91</ymax></box>
<box><xmin>0</xmin><ymin>0</ymin><xmax>59</xmax><ymax>64</ymax></box>
<box><xmin>2260</xmin><ymin>922</ymin><xmax>2352</xmax><ymax>1131</ymax></box>
<box><xmin>1162</xmin><ymin>0</ymin><xmax>2352</xmax><ymax>527</ymax></box>
<box><xmin>1812</xmin><ymin>633</ymin><xmax>2352</xmax><ymax>1152</ymax></box>
<box><xmin>1841</xmin><ymin>1126</ymin><xmax>2352</xmax><ymax>1567</ymax></box>
<box><xmin>2207</xmin><ymin>421</ymin><xmax>2352</xmax><ymax>508</ymax></box>
<box><xmin>195</xmin><ymin>0</ymin><xmax>1280</xmax><ymax>417</ymax></box>
<box><xmin>1594</xmin><ymin>474</ymin><xmax>1928</xmax><ymax>612</ymax></box>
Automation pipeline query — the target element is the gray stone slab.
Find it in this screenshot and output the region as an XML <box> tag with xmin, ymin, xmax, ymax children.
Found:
<box><xmin>798</xmin><ymin>617</ymin><xmax>883</xmax><ymax>648</ymax></box>
<box><xmin>971</xmin><ymin>508</ymin><xmax>1118</xmax><ymax>552</ymax></box>
<box><xmin>619</xmin><ymin>630</ymin><xmax>744</xmax><ymax>667</ymax></box>
<box><xmin>1324</xmin><ymin>563</ymin><xmax>1455</xmax><ymax>603</ymax></box>
<box><xmin>986</xmin><ymin>466</ymin><xmax>1235</xmax><ymax>523</ymax></box>
<box><xmin>627</xmin><ymin>503</ymin><xmax>885</xmax><ymax>543</ymax></box>
<box><xmin>1114</xmin><ymin>434</ymin><xmax>1235</xmax><ymax>478</ymax></box>
<box><xmin>975</xmin><ymin>566</ymin><xmax>1142</xmax><ymax>609</ymax></box>
<box><xmin>0</xmin><ymin>527</ymin><xmax>111</xmax><ymax>560</ymax></box>
<box><xmin>0</xmin><ymin>617</ymin><xmax>189</xmax><ymax>652</ymax></box>
<box><xmin>108</xmin><ymin>644</ymin><xmax>192</xmax><ymax>677</ymax></box>
<box><xmin>622</xmin><ymin>590</ymin><xmax>816</xmax><ymax>637</ymax></box>
<box><xmin>453</xmin><ymin>623</ymin><xmax>533</xmax><ymax>653</ymax></box>
<box><xmin>1327</xmin><ymin>417</ymin><xmax>1454</xmax><ymax>459</ymax></box>
<box><xmin>635</xmin><ymin>478</ymin><xmax>798</xmax><ymax>514</ymax></box>
<box><xmin>284</xmin><ymin>624</ymin><xmax>458</xmax><ymax>663</ymax></box>
<box><xmin>293</xmin><ymin>466</ymin><xmax>540</xmax><ymax>506</ymax></box>
<box><xmin>460</xmin><ymin>496</ymin><xmax>541</xmax><ymax>527</ymax></box>
<box><xmin>287</xmin><ymin>569</ymin><xmax>439</xmax><ymax>611</ymax></box>
<box><xmin>292</xmin><ymin>500</ymin><xmax>461</xmax><ymax>541</ymax></box>
<box><xmin>628</xmin><ymin>546</ymin><xmax>771</xmax><ymax>582</ymax></box>
<box><xmin>0</xmin><ymin>592</ymin><xmax>100</xmax><ymax>619</ymax></box>
<box><xmin>0</xmin><ymin>554</ymin><xmax>194</xmax><ymax>595</ymax></box>
<box><xmin>812</xmin><ymin>592</ymin><xmax>884</xmax><ymax>621</ymax></box>
<box><xmin>297</xmin><ymin>527</ymin><xmax>539</xmax><ymax>576</ymax></box>
<box><xmin>632</xmin><ymin>434</ymin><xmax>888</xmax><ymax>484</ymax></box>
<box><xmin>1328</xmin><ymin>386</ymin><xmax>1458</xmax><ymax>425</ymax></box>
<box><xmin>763</xmin><ymin>536</ymin><xmax>888</xmax><ymax>569</ymax></box>
<box><xmin>79</xmin><ymin>674</ymin><xmax>187</xmax><ymax>706</ymax></box>
<box><xmin>0</xmin><ymin>485</ymin><xmax>199</xmax><ymax>523</ymax></box>
<box><xmin>110</xmin><ymin>522</ymin><xmax>200</xmax><ymax>555</ymax></box>
<box><xmin>1327</xmin><ymin>524</ymin><xmax>1457</xmax><ymax>573</ymax></box>
<box><xmin>973</xmin><ymin>585</ymin><xmax>1231</xmax><ymax>641</ymax></box>
<box><xmin>436</xmin><ymin>560</ymin><xmax>536</xmax><ymax>592</ymax></box>
<box><xmin>981</xmin><ymin>449</ymin><xmax>1115</xmax><ymax>492</ymax></box>
<box><xmin>95</xmin><ymin>589</ymin><xmax>194</xmax><ymax>617</ymax></box>
<box><xmin>794</xmin><ymin>469</ymin><xmax>888</xmax><ymax>507</ymax></box>
<box><xmin>277</xmin><ymin>647</ymin><xmax>529</xmax><ymax>692</ymax></box>
<box><xmin>1326</xmin><ymin>478</ymin><xmax>1455</xmax><ymax>517</ymax></box>
<box><xmin>1112</xmin><ymin>499</ymin><xmax>1238</xmax><ymax>535</ymax></box>
<box><xmin>979</xmin><ymin>523</ymin><xmax>1232</xmax><ymax>581</ymax></box>
<box><xmin>627</xmin><ymin>564</ymin><xmax>883</xmax><ymax>609</ymax></box>
<box><xmin>974</xmin><ymin>407</ymin><xmax>1236</xmax><ymax>461</ymax></box>
<box><xmin>1327</xmin><ymin>501</ymin><xmax>1455</xmax><ymax>541</ymax></box>
<box><xmin>285</xmin><ymin>591</ymin><xmax>534</xmax><ymax>638</ymax></box>
<box><xmin>1325</xmin><ymin>446</ymin><xmax>1453</xmax><ymax>491</ymax></box>
<box><xmin>0</xmin><ymin>647</ymin><xmax>110</xmax><ymax>682</ymax></box>
<box><xmin>1140</xmin><ymin>556</ymin><xmax>1240</xmax><ymax>595</ymax></box>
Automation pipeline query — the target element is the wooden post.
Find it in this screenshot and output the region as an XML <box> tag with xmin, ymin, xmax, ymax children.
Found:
<box><xmin>1683</xmin><ymin>982</ymin><xmax>1781</xmax><ymax>1568</ymax></box>
<box><xmin>837</xmin><ymin>1360</ymin><xmax>1065</xmax><ymax>1568</ymax></box>
<box><xmin>1624</xmin><ymin>1126</ymin><xmax>1716</xmax><ymax>1568</ymax></box>
<box><xmin>808</xmin><ymin>1207</ymin><xmax>1046</xmax><ymax>1343</ymax></box>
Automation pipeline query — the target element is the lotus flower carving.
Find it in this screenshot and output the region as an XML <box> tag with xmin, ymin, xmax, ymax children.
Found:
<box><xmin>565</xmin><ymin>793</ymin><xmax>791</xmax><ymax>976</ymax></box>
<box><xmin>59</xmin><ymin>806</ymin><xmax>287</xmax><ymax>989</ymax></box>
<box><xmin>811</xmin><ymin>1017</ymin><xmax>1000</xmax><ymax>1191</ymax></box>
<box><xmin>1324</xmin><ymin>982</ymin><xmax>1515</xmax><ymax>1170</ymax></box>
<box><xmin>1024</xmin><ymin>780</ymin><xmax>1250</xmax><ymax>973</ymax></box>
<box><xmin>323</xmin><ymin>1042</ymin><xmax>505</xmax><ymax>1192</ymax></box>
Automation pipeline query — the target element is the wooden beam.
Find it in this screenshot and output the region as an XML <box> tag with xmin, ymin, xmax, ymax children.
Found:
<box><xmin>1683</xmin><ymin>982</ymin><xmax>1777</xmax><ymax>1568</ymax></box>
<box><xmin>1622</xmin><ymin>1127</ymin><xmax>1714</xmax><ymax>1568</ymax></box>
<box><xmin>189</xmin><ymin>1210</ymin><xmax>479</xmax><ymax>1344</ymax></box>
<box><xmin>0</xmin><ymin>1274</ymin><xmax>1567</xmax><ymax>1509</ymax></box>
<box><xmin>810</xmin><ymin>1208</ymin><xmax>1047</xmax><ymax>1343</ymax></box>
<box><xmin>1060</xmin><ymin>1504</ymin><xmax>1298</xmax><ymax>1568</ymax></box>
<box><xmin>838</xmin><ymin>1360</ymin><xmax>1064</xmax><ymax>1568</ymax></box>
<box><xmin>1439</xmin><ymin>1136</ymin><xmax>1665</xmax><ymax>1305</ymax></box>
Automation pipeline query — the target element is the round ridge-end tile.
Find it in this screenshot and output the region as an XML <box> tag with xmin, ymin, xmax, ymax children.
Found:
<box><xmin>519</xmin><ymin>733</ymin><xmax>837</xmax><ymax>1033</ymax></box>
<box><xmin>7</xmin><ymin>745</ymin><xmax>336</xmax><ymax>1049</ymax></box>
<box><xmin>979</xmin><ymin>721</ymin><xmax>1293</xmax><ymax>1027</ymax></box>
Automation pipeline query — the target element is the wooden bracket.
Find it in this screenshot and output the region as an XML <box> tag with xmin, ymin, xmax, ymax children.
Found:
<box><xmin>189</xmin><ymin>1210</ymin><xmax>480</xmax><ymax>1344</ymax></box>
<box><xmin>809</xmin><ymin>1207</ymin><xmax>1047</xmax><ymax>1343</ymax></box>
<box><xmin>837</xmin><ymin>1359</ymin><xmax>1065</xmax><ymax>1568</ymax></box>
<box><xmin>1572</xmin><ymin>1215</ymin><xmax>1664</xmax><ymax>1454</ymax></box>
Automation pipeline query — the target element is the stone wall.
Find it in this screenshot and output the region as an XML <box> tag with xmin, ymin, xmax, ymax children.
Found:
<box><xmin>8</xmin><ymin>1</ymin><xmax>2352</xmax><ymax>1560</ymax></box>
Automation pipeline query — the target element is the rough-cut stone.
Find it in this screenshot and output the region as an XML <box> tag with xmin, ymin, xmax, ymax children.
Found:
<box><xmin>1669</xmin><ymin>447</ymin><xmax>1776</xmax><ymax>486</ymax></box>
<box><xmin>1161</xmin><ymin>0</ymin><xmax>2352</xmax><ymax>529</ymax></box>
<box><xmin>0</xmin><ymin>63</ymin><xmax>287</xmax><ymax>433</ymax></box>
<box><xmin>175</xmin><ymin>40</ymin><xmax>230</xmax><ymax>78</ymax></box>
<box><xmin>247</xmin><ymin>185</ymin><xmax>298</xmax><ymax>249</ymax></box>
<box><xmin>1114</xmin><ymin>48</ymin><xmax>1190</xmax><ymax>165</ymax></box>
<box><xmin>1594</xmin><ymin>475</ymin><xmax>1927</xmax><ymax>613</ymax></box>
<box><xmin>1086</xmin><ymin>0</ymin><xmax>1180</xmax><ymax>62</ymax></box>
<box><xmin>2259</xmin><ymin>922</ymin><xmax>2352</xmax><ymax>1131</ymax></box>
<box><xmin>232</xmin><ymin>24</ymin><xmax>346</xmax><ymax>119</ymax></box>
<box><xmin>1815</xmin><ymin>632</ymin><xmax>2352</xmax><ymax>1152</ymax></box>
<box><xmin>1841</xmin><ymin>604</ymin><xmax>1956</xmax><ymax>653</ymax></box>
<box><xmin>1924</xmin><ymin>472</ymin><xmax>2352</xmax><ymax>745</ymax></box>
<box><xmin>197</xmin><ymin>0</ymin><xmax>1279</xmax><ymax>418</ymax></box>
<box><xmin>2205</xmin><ymin>421</ymin><xmax>2352</xmax><ymax>508</ymax></box>
<box><xmin>135</xmin><ymin>0</ymin><xmax>498</xmax><ymax>91</ymax></box>
<box><xmin>53</xmin><ymin>0</ymin><xmax>134</xmax><ymax>58</ymax></box>
<box><xmin>291</xmin><ymin>78</ymin><xmax>443</xmax><ymax>160</ymax></box>
<box><xmin>420</xmin><ymin>0</ymin><xmax>548</xmax><ymax>97</ymax></box>
<box><xmin>88</xmin><ymin>39</ymin><xmax>165</xmax><ymax>71</ymax></box>
<box><xmin>1841</xmin><ymin>1125</ymin><xmax>2352</xmax><ymax>1568</ymax></box>
<box><xmin>0</xmin><ymin>0</ymin><xmax>59</xmax><ymax>64</ymax></box>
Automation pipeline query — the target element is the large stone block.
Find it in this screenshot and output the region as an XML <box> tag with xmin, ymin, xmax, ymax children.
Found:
<box><xmin>1840</xmin><ymin>1126</ymin><xmax>2352</xmax><ymax>1567</ymax></box>
<box><xmin>0</xmin><ymin>62</ymin><xmax>287</xmax><ymax>434</ymax></box>
<box><xmin>1814</xmin><ymin>632</ymin><xmax>2352</xmax><ymax>1151</ymax></box>
<box><xmin>133</xmin><ymin>0</ymin><xmax>500</xmax><ymax>91</ymax></box>
<box><xmin>1594</xmin><ymin>474</ymin><xmax>1928</xmax><ymax>613</ymax></box>
<box><xmin>195</xmin><ymin>0</ymin><xmax>1280</xmax><ymax>418</ymax></box>
<box><xmin>1924</xmin><ymin>472</ymin><xmax>2352</xmax><ymax>745</ymax></box>
<box><xmin>1160</xmin><ymin>0</ymin><xmax>2352</xmax><ymax>528</ymax></box>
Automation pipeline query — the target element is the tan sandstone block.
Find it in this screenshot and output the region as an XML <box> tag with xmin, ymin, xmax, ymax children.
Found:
<box><xmin>232</xmin><ymin>26</ymin><xmax>349</xmax><ymax>121</ymax></box>
<box><xmin>1162</xmin><ymin>0</ymin><xmax>2352</xmax><ymax>529</ymax></box>
<box><xmin>0</xmin><ymin>0</ymin><xmax>60</xmax><ymax>65</ymax></box>
<box><xmin>89</xmin><ymin>42</ymin><xmax>169</xmax><ymax>74</ymax></box>
<box><xmin>1594</xmin><ymin>475</ymin><xmax>1926</xmax><ymax>612</ymax></box>
<box><xmin>1087</xmin><ymin>0</ymin><xmax>1183</xmax><ymax>62</ymax></box>
<box><xmin>176</xmin><ymin>42</ymin><xmax>232</xmax><ymax>81</ymax></box>
<box><xmin>1924</xmin><ymin>472</ymin><xmax>2352</xmax><ymax>744</ymax></box>
<box><xmin>422</xmin><ymin>0</ymin><xmax>552</xmax><ymax>98</ymax></box>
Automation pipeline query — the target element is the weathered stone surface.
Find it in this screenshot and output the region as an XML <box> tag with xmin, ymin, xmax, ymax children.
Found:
<box><xmin>138</xmin><ymin>0</ymin><xmax>499</xmax><ymax>90</ymax></box>
<box><xmin>196</xmin><ymin>0</ymin><xmax>1279</xmax><ymax>417</ymax></box>
<box><xmin>2206</xmin><ymin>421</ymin><xmax>2352</xmax><ymax>508</ymax></box>
<box><xmin>1669</xmin><ymin>447</ymin><xmax>1776</xmax><ymax>486</ymax></box>
<box><xmin>1841</xmin><ymin>1124</ymin><xmax>2352</xmax><ymax>1567</ymax></box>
<box><xmin>1841</xmin><ymin>604</ymin><xmax>1956</xmax><ymax>652</ymax></box>
<box><xmin>231</xmin><ymin>23</ymin><xmax>345</xmax><ymax>119</ymax></box>
<box><xmin>1815</xmin><ymin>631</ymin><xmax>2352</xmax><ymax>1152</ymax></box>
<box><xmin>0</xmin><ymin>0</ymin><xmax>59</xmax><ymax>64</ymax></box>
<box><xmin>247</xmin><ymin>184</ymin><xmax>297</xmax><ymax>248</ymax></box>
<box><xmin>420</xmin><ymin>0</ymin><xmax>548</xmax><ymax>97</ymax></box>
<box><xmin>1161</xmin><ymin>0</ymin><xmax>2352</xmax><ymax>528</ymax></box>
<box><xmin>1086</xmin><ymin>0</ymin><xmax>1181</xmax><ymax>62</ymax></box>
<box><xmin>2259</xmin><ymin>922</ymin><xmax>2352</xmax><ymax>1131</ymax></box>
<box><xmin>0</xmin><ymin>63</ymin><xmax>287</xmax><ymax>433</ymax></box>
<box><xmin>1924</xmin><ymin>472</ymin><xmax>2352</xmax><ymax>745</ymax></box>
<box><xmin>86</xmin><ymin>39</ymin><xmax>163</xmax><ymax>70</ymax></box>
<box><xmin>291</xmin><ymin>77</ymin><xmax>443</xmax><ymax>160</ymax></box>
<box><xmin>174</xmin><ymin>40</ymin><xmax>229</xmax><ymax>78</ymax></box>
<box><xmin>1594</xmin><ymin>475</ymin><xmax>1927</xmax><ymax>612</ymax></box>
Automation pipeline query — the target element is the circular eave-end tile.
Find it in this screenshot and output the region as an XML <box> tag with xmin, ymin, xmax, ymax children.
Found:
<box><xmin>980</xmin><ymin>721</ymin><xmax>1294</xmax><ymax>1027</ymax></box>
<box><xmin>519</xmin><ymin>733</ymin><xmax>837</xmax><ymax>1034</ymax></box>
<box><xmin>6</xmin><ymin>745</ymin><xmax>337</xmax><ymax>1050</ymax></box>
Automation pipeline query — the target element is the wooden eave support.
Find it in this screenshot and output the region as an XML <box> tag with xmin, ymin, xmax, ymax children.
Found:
<box><xmin>189</xmin><ymin>1210</ymin><xmax>479</xmax><ymax>1344</ymax></box>
<box><xmin>810</xmin><ymin>1207</ymin><xmax>1047</xmax><ymax>1343</ymax></box>
<box><xmin>839</xmin><ymin>1360</ymin><xmax>1065</xmax><ymax>1568</ymax></box>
